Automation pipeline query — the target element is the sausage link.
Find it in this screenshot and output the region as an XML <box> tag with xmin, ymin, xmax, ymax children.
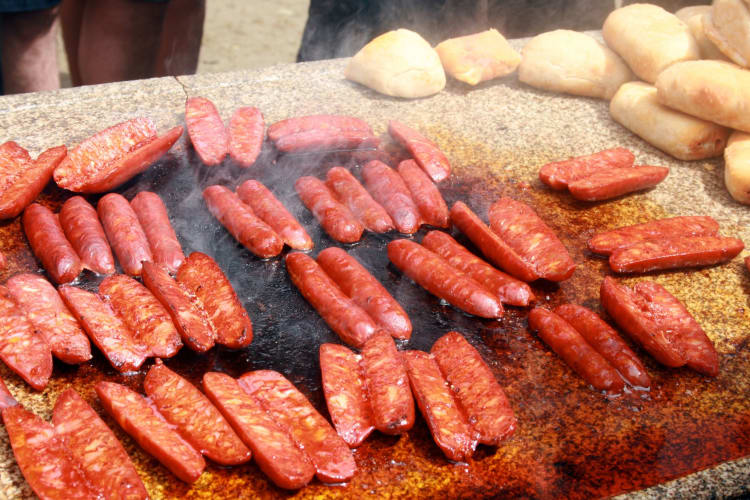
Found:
<box><xmin>567</xmin><ymin>165</ymin><xmax>669</xmax><ymax>201</ymax></box>
<box><xmin>228</xmin><ymin>106</ymin><xmax>264</xmax><ymax>167</ymax></box>
<box><xmin>0</xmin><ymin>286</ymin><xmax>52</xmax><ymax>390</ymax></box>
<box><xmin>268</xmin><ymin>114</ymin><xmax>372</xmax><ymax>142</ymax></box>
<box><xmin>99</xmin><ymin>274</ymin><xmax>182</xmax><ymax>358</ymax></box>
<box><xmin>295</xmin><ymin>176</ymin><xmax>364</xmax><ymax>243</ymax></box>
<box><xmin>0</xmin><ymin>145</ymin><xmax>66</xmax><ymax>220</ymax></box>
<box><xmin>59</xmin><ymin>196</ymin><xmax>115</xmax><ymax>275</ymax></box>
<box><xmin>488</xmin><ymin>197</ymin><xmax>576</xmax><ymax>281</ymax></box>
<box><xmin>98</xmin><ymin>193</ymin><xmax>153</xmax><ymax>276</ymax></box>
<box><xmin>23</xmin><ymin>203</ymin><xmax>83</xmax><ymax>284</ymax></box>
<box><xmin>286</xmin><ymin>252</ymin><xmax>377</xmax><ymax>347</ymax></box>
<box><xmin>397</xmin><ymin>159</ymin><xmax>449</xmax><ymax>228</ymax></box>
<box><xmin>317</xmin><ymin>247</ymin><xmax>412</xmax><ymax>340</ymax></box>
<box><xmin>554</xmin><ymin>304</ymin><xmax>651</xmax><ymax>388</ymax></box>
<box><xmin>325</xmin><ymin>166</ymin><xmax>394</xmax><ymax>233</ymax></box>
<box><xmin>238</xmin><ymin>370</ymin><xmax>357</xmax><ymax>483</ymax></box>
<box><xmin>275</xmin><ymin>129</ymin><xmax>379</xmax><ymax>153</ymax></box>
<box><xmin>203</xmin><ymin>184</ymin><xmax>284</xmax><ymax>258</ymax></box>
<box><xmin>130</xmin><ymin>191</ymin><xmax>185</xmax><ymax>273</ymax></box>
<box><xmin>6</xmin><ymin>273</ymin><xmax>91</xmax><ymax>364</ymax></box>
<box><xmin>95</xmin><ymin>381</ymin><xmax>206</xmax><ymax>483</ymax></box>
<box><xmin>53</xmin><ymin>389</ymin><xmax>148</xmax><ymax>500</ymax></box>
<box><xmin>185</xmin><ymin>96</ymin><xmax>228</xmax><ymax>165</ymax></box>
<box><xmin>360</xmin><ymin>332</ymin><xmax>415</xmax><ymax>435</ymax></box>
<box><xmin>539</xmin><ymin>147</ymin><xmax>635</xmax><ymax>190</ymax></box>
<box><xmin>176</xmin><ymin>252</ymin><xmax>252</xmax><ymax>349</ymax></box>
<box><xmin>402</xmin><ymin>350</ymin><xmax>477</xmax><ymax>461</ymax></box>
<box><xmin>388</xmin><ymin>120</ymin><xmax>451</xmax><ymax>183</ymax></box>
<box><xmin>609</xmin><ymin>235</ymin><xmax>744</xmax><ymax>273</ymax></box>
<box><xmin>422</xmin><ymin>230</ymin><xmax>534</xmax><ymax>307</ymax></box>
<box><xmin>387</xmin><ymin>239</ymin><xmax>503</xmax><ymax>318</ymax></box>
<box><xmin>431</xmin><ymin>332</ymin><xmax>516</xmax><ymax>445</ymax></box>
<box><xmin>202</xmin><ymin>372</ymin><xmax>315</xmax><ymax>490</ymax></box>
<box><xmin>361</xmin><ymin>160</ymin><xmax>422</xmax><ymax>234</ymax></box>
<box><xmin>319</xmin><ymin>344</ymin><xmax>374</xmax><ymax>447</ymax></box>
<box><xmin>237</xmin><ymin>179</ymin><xmax>313</xmax><ymax>250</ymax></box>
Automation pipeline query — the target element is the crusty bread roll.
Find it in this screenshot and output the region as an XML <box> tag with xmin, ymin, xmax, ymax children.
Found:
<box><xmin>603</xmin><ymin>3</ymin><xmax>700</xmax><ymax>83</ymax></box>
<box><xmin>655</xmin><ymin>59</ymin><xmax>750</xmax><ymax>133</ymax></box>
<box><xmin>724</xmin><ymin>131</ymin><xmax>750</xmax><ymax>204</ymax></box>
<box><xmin>703</xmin><ymin>0</ymin><xmax>750</xmax><ymax>67</ymax></box>
<box><xmin>675</xmin><ymin>5</ymin><xmax>731</xmax><ymax>60</ymax></box>
<box><xmin>435</xmin><ymin>29</ymin><xmax>520</xmax><ymax>86</ymax></box>
<box><xmin>610</xmin><ymin>82</ymin><xmax>729</xmax><ymax>160</ymax></box>
<box><xmin>344</xmin><ymin>29</ymin><xmax>446</xmax><ymax>98</ymax></box>
<box><xmin>517</xmin><ymin>30</ymin><xmax>634</xmax><ymax>100</ymax></box>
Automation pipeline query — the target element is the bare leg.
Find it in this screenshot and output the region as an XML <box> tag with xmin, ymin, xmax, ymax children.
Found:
<box><xmin>59</xmin><ymin>0</ymin><xmax>85</xmax><ymax>87</ymax></box>
<box><xmin>153</xmin><ymin>0</ymin><xmax>205</xmax><ymax>77</ymax></box>
<box><xmin>0</xmin><ymin>7</ymin><xmax>60</xmax><ymax>94</ymax></box>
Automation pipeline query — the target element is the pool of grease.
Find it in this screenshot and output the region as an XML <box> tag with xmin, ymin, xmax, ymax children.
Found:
<box><xmin>0</xmin><ymin>134</ymin><xmax>748</xmax><ymax>500</ymax></box>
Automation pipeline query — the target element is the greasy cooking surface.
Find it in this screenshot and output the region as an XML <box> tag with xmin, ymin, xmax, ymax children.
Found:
<box><xmin>0</xmin><ymin>54</ymin><xmax>749</xmax><ymax>498</ymax></box>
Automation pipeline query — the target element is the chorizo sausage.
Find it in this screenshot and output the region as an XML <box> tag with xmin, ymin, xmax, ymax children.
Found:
<box><xmin>228</xmin><ymin>106</ymin><xmax>264</xmax><ymax>167</ymax></box>
<box><xmin>130</xmin><ymin>191</ymin><xmax>185</xmax><ymax>273</ymax></box>
<box><xmin>317</xmin><ymin>247</ymin><xmax>412</xmax><ymax>340</ymax></box>
<box><xmin>388</xmin><ymin>120</ymin><xmax>451</xmax><ymax>183</ymax></box>
<box><xmin>185</xmin><ymin>96</ymin><xmax>228</xmax><ymax>165</ymax></box>
<box><xmin>274</xmin><ymin>129</ymin><xmax>379</xmax><ymax>153</ymax></box>
<box><xmin>59</xmin><ymin>196</ymin><xmax>116</xmax><ymax>275</ymax></box>
<box><xmin>609</xmin><ymin>235</ymin><xmax>744</xmax><ymax>273</ymax></box>
<box><xmin>361</xmin><ymin>160</ymin><xmax>422</xmax><ymax>234</ymax></box>
<box><xmin>539</xmin><ymin>147</ymin><xmax>635</xmax><ymax>190</ymax></box>
<box><xmin>387</xmin><ymin>239</ymin><xmax>503</xmax><ymax>318</ymax></box>
<box><xmin>431</xmin><ymin>331</ymin><xmax>516</xmax><ymax>445</ymax></box>
<box><xmin>203</xmin><ymin>184</ymin><xmax>284</xmax><ymax>258</ymax></box>
<box><xmin>397</xmin><ymin>159</ymin><xmax>449</xmax><ymax>228</ymax></box>
<box><xmin>567</xmin><ymin>165</ymin><xmax>669</xmax><ymax>201</ymax></box>
<box><xmin>237</xmin><ymin>179</ymin><xmax>313</xmax><ymax>250</ymax></box>
<box><xmin>98</xmin><ymin>193</ymin><xmax>153</xmax><ymax>276</ymax></box>
<box><xmin>0</xmin><ymin>145</ymin><xmax>66</xmax><ymax>220</ymax></box>
<box><xmin>295</xmin><ymin>176</ymin><xmax>364</xmax><ymax>243</ymax></box>
<box><xmin>268</xmin><ymin>114</ymin><xmax>372</xmax><ymax>142</ymax></box>
<box><xmin>23</xmin><ymin>203</ymin><xmax>83</xmax><ymax>284</ymax></box>
<box><xmin>6</xmin><ymin>273</ymin><xmax>91</xmax><ymax>364</ymax></box>
<box><xmin>238</xmin><ymin>370</ymin><xmax>357</xmax><ymax>483</ymax></box>
<box><xmin>0</xmin><ymin>141</ymin><xmax>32</xmax><ymax>190</ymax></box>
<box><xmin>325</xmin><ymin>166</ymin><xmax>394</xmax><ymax>233</ymax></box>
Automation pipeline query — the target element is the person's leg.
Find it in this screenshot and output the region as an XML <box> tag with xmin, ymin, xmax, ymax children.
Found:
<box><xmin>0</xmin><ymin>6</ymin><xmax>60</xmax><ymax>94</ymax></box>
<box><xmin>153</xmin><ymin>0</ymin><xmax>204</xmax><ymax>77</ymax></box>
<box><xmin>59</xmin><ymin>0</ymin><xmax>85</xmax><ymax>86</ymax></box>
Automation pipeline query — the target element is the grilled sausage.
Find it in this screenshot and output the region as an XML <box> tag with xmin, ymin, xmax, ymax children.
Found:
<box><xmin>325</xmin><ymin>166</ymin><xmax>394</xmax><ymax>233</ymax></box>
<box><xmin>59</xmin><ymin>196</ymin><xmax>116</xmax><ymax>275</ymax></box>
<box><xmin>539</xmin><ymin>147</ymin><xmax>635</xmax><ymax>190</ymax></box>
<box><xmin>388</xmin><ymin>120</ymin><xmax>451</xmax><ymax>183</ymax></box>
<box><xmin>268</xmin><ymin>114</ymin><xmax>372</xmax><ymax>142</ymax></box>
<box><xmin>0</xmin><ymin>145</ymin><xmax>66</xmax><ymax>220</ymax></box>
<box><xmin>228</xmin><ymin>106</ymin><xmax>264</xmax><ymax>167</ymax></box>
<box><xmin>98</xmin><ymin>193</ymin><xmax>153</xmax><ymax>276</ymax></box>
<box><xmin>361</xmin><ymin>160</ymin><xmax>422</xmax><ymax>234</ymax></box>
<box><xmin>609</xmin><ymin>235</ymin><xmax>744</xmax><ymax>273</ymax></box>
<box><xmin>295</xmin><ymin>176</ymin><xmax>364</xmax><ymax>243</ymax></box>
<box><xmin>23</xmin><ymin>203</ymin><xmax>83</xmax><ymax>284</ymax></box>
<box><xmin>397</xmin><ymin>159</ymin><xmax>449</xmax><ymax>228</ymax></box>
<box><xmin>567</xmin><ymin>165</ymin><xmax>669</xmax><ymax>201</ymax></box>
<box><xmin>185</xmin><ymin>96</ymin><xmax>228</xmax><ymax>165</ymax></box>
<box><xmin>274</xmin><ymin>129</ymin><xmax>379</xmax><ymax>153</ymax></box>
<box><xmin>130</xmin><ymin>191</ymin><xmax>185</xmax><ymax>273</ymax></box>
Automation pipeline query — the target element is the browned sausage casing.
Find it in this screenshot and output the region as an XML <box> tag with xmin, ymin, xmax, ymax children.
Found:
<box><xmin>361</xmin><ymin>160</ymin><xmax>422</xmax><ymax>234</ymax></box>
<box><xmin>295</xmin><ymin>176</ymin><xmax>364</xmax><ymax>243</ymax></box>
<box><xmin>388</xmin><ymin>120</ymin><xmax>451</xmax><ymax>183</ymax></box>
<box><xmin>131</xmin><ymin>191</ymin><xmax>185</xmax><ymax>273</ymax></box>
<box><xmin>0</xmin><ymin>145</ymin><xmax>67</xmax><ymax>220</ymax></box>
<box><xmin>539</xmin><ymin>147</ymin><xmax>635</xmax><ymax>190</ymax></box>
<box><xmin>98</xmin><ymin>193</ymin><xmax>153</xmax><ymax>276</ymax></box>
<box><xmin>59</xmin><ymin>196</ymin><xmax>115</xmax><ymax>275</ymax></box>
<box><xmin>397</xmin><ymin>159</ymin><xmax>449</xmax><ymax>228</ymax></box>
<box><xmin>23</xmin><ymin>203</ymin><xmax>83</xmax><ymax>284</ymax></box>
<box><xmin>567</xmin><ymin>165</ymin><xmax>669</xmax><ymax>201</ymax></box>
<box><xmin>325</xmin><ymin>166</ymin><xmax>394</xmax><ymax>233</ymax></box>
<box><xmin>609</xmin><ymin>235</ymin><xmax>744</xmax><ymax>273</ymax></box>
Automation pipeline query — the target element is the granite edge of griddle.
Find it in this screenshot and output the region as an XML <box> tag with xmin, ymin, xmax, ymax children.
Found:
<box><xmin>0</xmin><ymin>39</ymin><xmax>749</xmax><ymax>500</ymax></box>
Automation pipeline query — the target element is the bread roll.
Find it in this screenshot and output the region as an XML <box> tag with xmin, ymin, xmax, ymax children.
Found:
<box><xmin>703</xmin><ymin>0</ymin><xmax>750</xmax><ymax>67</ymax></box>
<box><xmin>655</xmin><ymin>59</ymin><xmax>750</xmax><ymax>133</ymax></box>
<box><xmin>724</xmin><ymin>131</ymin><xmax>750</xmax><ymax>204</ymax></box>
<box><xmin>435</xmin><ymin>29</ymin><xmax>520</xmax><ymax>86</ymax></box>
<box><xmin>674</xmin><ymin>5</ymin><xmax>731</xmax><ymax>60</ymax></box>
<box><xmin>610</xmin><ymin>82</ymin><xmax>729</xmax><ymax>160</ymax></box>
<box><xmin>344</xmin><ymin>29</ymin><xmax>446</xmax><ymax>98</ymax></box>
<box><xmin>518</xmin><ymin>30</ymin><xmax>634</xmax><ymax>100</ymax></box>
<box><xmin>603</xmin><ymin>3</ymin><xmax>700</xmax><ymax>83</ymax></box>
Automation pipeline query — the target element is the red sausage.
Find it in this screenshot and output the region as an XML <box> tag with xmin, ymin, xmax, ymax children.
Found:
<box><xmin>203</xmin><ymin>184</ymin><xmax>284</xmax><ymax>258</ymax></box>
<box><xmin>99</xmin><ymin>274</ymin><xmax>183</xmax><ymax>358</ymax></box>
<box><xmin>0</xmin><ymin>145</ymin><xmax>66</xmax><ymax>220</ymax></box>
<box><xmin>53</xmin><ymin>389</ymin><xmax>148</xmax><ymax>500</ymax></box>
<box><xmin>0</xmin><ymin>375</ymin><xmax>16</xmax><ymax>410</ymax></box>
<box><xmin>402</xmin><ymin>350</ymin><xmax>477</xmax><ymax>461</ymax></box>
<box><xmin>397</xmin><ymin>159</ymin><xmax>449</xmax><ymax>228</ymax></box>
<box><xmin>185</xmin><ymin>96</ymin><xmax>228</xmax><ymax>165</ymax></box>
<box><xmin>609</xmin><ymin>235</ymin><xmax>744</xmax><ymax>273</ymax></box>
<box><xmin>228</xmin><ymin>106</ymin><xmax>264</xmax><ymax>167</ymax></box>
<box><xmin>361</xmin><ymin>160</ymin><xmax>422</xmax><ymax>234</ymax></box>
<box><xmin>202</xmin><ymin>372</ymin><xmax>315</xmax><ymax>490</ymax></box>
<box><xmin>59</xmin><ymin>196</ymin><xmax>116</xmax><ymax>275</ymax></box>
<box><xmin>528</xmin><ymin>308</ymin><xmax>625</xmax><ymax>393</ymax></box>
<box><xmin>98</xmin><ymin>193</ymin><xmax>153</xmax><ymax>276</ymax></box>
<box><xmin>450</xmin><ymin>201</ymin><xmax>539</xmax><ymax>282</ymax></box>
<box><xmin>237</xmin><ymin>179</ymin><xmax>313</xmax><ymax>250</ymax></box>
<box><xmin>6</xmin><ymin>273</ymin><xmax>91</xmax><ymax>364</ymax></box>
<box><xmin>325</xmin><ymin>166</ymin><xmax>394</xmax><ymax>233</ymax></box>
<box><xmin>567</xmin><ymin>165</ymin><xmax>669</xmax><ymax>201</ymax></box>
<box><xmin>176</xmin><ymin>252</ymin><xmax>252</xmax><ymax>349</ymax></box>
<box><xmin>488</xmin><ymin>197</ymin><xmax>576</xmax><ymax>281</ymax></box>
<box><xmin>275</xmin><ymin>129</ymin><xmax>379</xmax><ymax>153</ymax></box>
<box><xmin>130</xmin><ymin>191</ymin><xmax>185</xmax><ymax>273</ymax></box>
<box><xmin>268</xmin><ymin>114</ymin><xmax>372</xmax><ymax>143</ymax></box>
<box><xmin>2</xmin><ymin>405</ymin><xmax>98</xmax><ymax>500</ymax></box>
<box><xmin>0</xmin><ymin>286</ymin><xmax>52</xmax><ymax>390</ymax></box>
<box><xmin>295</xmin><ymin>176</ymin><xmax>364</xmax><ymax>243</ymax></box>
<box><xmin>554</xmin><ymin>304</ymin><xmax>651</xmax><ymax>388</ymax></box>
<box><xmin>141</xmin><ymin>261</ymin><xmax>215</xmax><ymax>353</ymax></box>
<box><xmin>388</xmin><ymin>120</ymin><xmax>451</xmax><ymax>183</ymax></box>
<box><xmin>600</xmin><ymin>276</ymin><xmax>686</xmax><ymax>368</ymax></box>
<box><xmin>96</xmin><ymin>381</ymin><xmax>206</xmax><ymax>483</ymax></box>
<box><xmin>422</xmin><ymin>230</ymin><xmax>535</xmax><ymax>307</ymax></box>
<box><xmin>0</xmin><ymin>141</ymin><xmax>32</xmax><ymax>189</ymax></box>
<box><xmin>144</xmin><ymin>360</ymin><xmax>251</xmax><ymax>465</ymax></box>
<box><xmin>387</xmin><ymin>239</ymin><xmax>503</xmax><ymax>318</ymax></box>
<box><xmin>587</xmin><ymin>216</ymin><xmax>720</xmax><ymax>255</ymax></box>
<box><xmin>431</xmin><ymin>332</ymin><xmax>516</xmax><ymax>445</ymax></box>
<box><xmin>539</xmin><ymin>147</ymin><xmax>635</xmax><ymax>190</ymax></box>
<box><xmin>285</xmin><ymin>252</ymin><xmax>377</xmax><ymax>347</ymax></box>
<box><xmin>360</xmin><ymin>332</ymin><xmax>415</xmax><ymax>435</ymax></box>
<box><xmin>58</xmin><ymin>285</ymin><xmax>147</xmax><ymax>372</ymax></box>
<box><xmin>23</xmin><ymin>203</ymin><xmax>83</xmax><ymax>284</ymax></box>
<box><xmin>317</xmin><ymin>247</ymin><xmax>412</xmax><ymax>340</ymax></box>
<box><xmin>319</xmin><ymin>344</ymin><xmax>374</xmax><ymax>447</ymax></box>
<box><xmin>238</xmin><ymin>370</ymin><xmax>357</xmax><ymax>483</ymax></box>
